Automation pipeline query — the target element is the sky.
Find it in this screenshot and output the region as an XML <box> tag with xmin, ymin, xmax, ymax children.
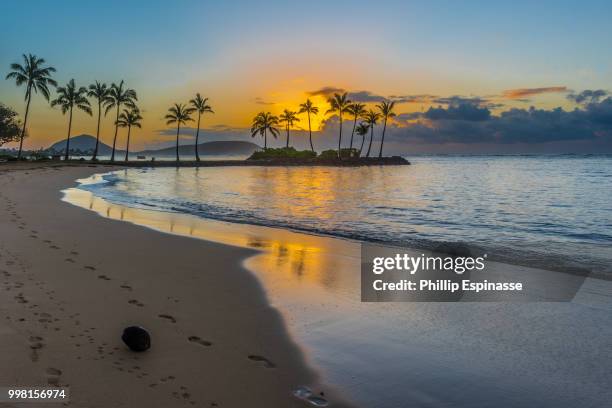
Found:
<box><xmin>1</xmin><ymin>0</ymin><xmax>612</xmax><ymax>153</ymax></box>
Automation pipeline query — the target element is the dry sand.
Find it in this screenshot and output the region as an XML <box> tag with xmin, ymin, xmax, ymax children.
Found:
<box><xmin>0</xmin><ymin>162</ymin><xmax>349</xmax><ymax>407</ymax></box>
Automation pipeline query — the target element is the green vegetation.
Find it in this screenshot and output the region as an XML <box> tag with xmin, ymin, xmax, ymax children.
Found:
<box><xmin>248</xmin><ymin>147</ymin><xmax>316</xmax><ymax>160</ymax></box>
<box><xmin>298</xmin><ymin>99</ymin><xmax>319</xmax><ymax>152</ymax></box>
<box><xmin>3</xmin><ymin>52</ymin><xmax>401</xmax><ymax>164</ymax></box>
<box><xmin>5</xmin><ymin>54</ymin><xmax>57</xmax><ymax>159</ymax></box>
<box><xmin>165</xmin><ymin>103</ymin><xmax>194</xmax><ymax>162</ymax></box>
<box><xmin>105</xmin><ymin>80</ymin><xmax>138</xmax><ymax>161</ymax></box>
<box><xmin>189</xmin><ymin>93</ymin><xmax>214</xmax><ymax>162</ymax></box>
<box><xmin>87</xmin><ymin>81</ymin><xmax>110</xmax><ymax>160</ymax></box>
<box><xmin>51</xmin><ymin>79</ymin><xmax>92</xmax><ymax>160</ymax></box>
<box><xmin>0</xmin><ymin>103</ymin><xmax>23</xmax><ymax>147</ymax></box>
<box><xmin>250</xmin><ymin>112</ymin><xmax>280</xmax><ymax>149</ymax></box>
<box><xmin>117</xmin><ymin>108</ymin><xmax>143</xmax><ymax>161</ymax></box>
<box><xmin>326</xmin><ymin>92</ymin><xmax>352</xmax><ymax>158</ymax></box>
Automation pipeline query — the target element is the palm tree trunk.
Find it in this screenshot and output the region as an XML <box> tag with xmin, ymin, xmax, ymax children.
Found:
<box><xmin>111</xmin><ymin>105</ymin><xmax>120</xmax><ymax>162</ymax></box>
<box><xmin>366</xmin><ymin>126</ymin><xmax>374</xmax><ymax>158</ymax></box>
<box><xmin>176</xmin><ymin>123</ymin><xmax>181</xmax><ymax>162</ymax></box>
<box><xmin>64</xmin><ymin>106</ymin><xmax>74</xmax><ymax>161</ymax></box>
<box><xmin>125</xmin><ymin>125</ymin><xmax>131</xmax><ymax>162</ymax></box>
<box><xmin>264</xmin><ymin>129</ymin><xmax>267</xmax><ymax>150</ymax></box>
<box><xmin>350</xmin><ymin>116</ymin><xmax>357</xmax><ymax>150</ymax></box>
<box><xmin>379</xmin><ymin>118</ymin><xmax>387</xmax><ymax>158</ymax></box>
<box><xmin>195</xmin><ymin>113</ymin><xmax>201</xmax><ymax>161</ymax></box>
<box><xmin>17</xmin><ymin>89</ymin><xmax>32</xmax><ymax>160</ymax></box>
<box><xmin>286</xmin><ymin>124</ymin><xmax>290</xmax><ymax>147</ymax></box>
<box><xmin>359</xmin><ymin>132</ymin><xmax>366</xmax><ymax>156</ymax></box>
<box><xmin>338</xmin><ymin>113</ymin><xmax>343</xmax><ymax>158</ymax></box>
<box><xmin>308</xmin><ymin>113</ymin><xmax>314</xmax><ymax>152</ymax></box>
<box><xmin>92</xmin><ymin>101</ymin><xmax>101</xmax><ymax>160</ymax></box>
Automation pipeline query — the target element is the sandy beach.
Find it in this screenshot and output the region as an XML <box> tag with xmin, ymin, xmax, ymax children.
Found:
<box><xmin>0</xmin><ymin>162</ymin><xmax>350</xmax><ymax>408</ymax></box>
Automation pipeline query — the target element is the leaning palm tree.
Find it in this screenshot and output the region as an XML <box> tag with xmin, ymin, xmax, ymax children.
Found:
<box><xmin>326</xmin><ymin>92</ymin><xmax>352</xmax><ymax>158</ymax></box>
<box><xmin>363</xmin><ymin>110</ymin><xmax>381</xmax><ymax>158</ymax></box>
<box><xmin>116</xmin><ymin>108</ymin><xmax>143</xmax><ymax>162</ymax></box>
<box><xmin>250</xmin><ymin>112</ymin><xmax>279</xmax><ymax>150</ymax></box>
<box><xmin>279</xmin><ymin>109</ymin><xmax>300</xmax><ymax>148</ymax></box>
<box><xmin>376</xmin><ymin>100</ymin><xmax>396</xmax><ymax>158</ymax></box>
<box><xmin>5</xmin><ymin>54</ymin><xmax>57</xmax><ymax>159</ymax></box>
<box><xmin>346</xmin><ymin>103</ymin><xmax>366</xmax><ymax>151</ymax></box>
<box><xmin>50</xmin><ymin>79</ymin><xmax>92</xmax><ymax>160</ymax></box>
<box><xmin>189</xmin><ymin>93</ymin><xmax>214</xmax><ymax>161</ymax></box>
<box><xmin>298</xmin><ymin>98</ymin><xmax>319</xmax><ymax>152</ymax></box>
<box><xmin>356</xmin><ymin>122</ymin><xmax>370</xmax><ymax>156</ymax></box>
<box><xmin>87</xmin><ymin>81</ymin><xmax>110</xmax><ymax>160</ymax></box>
<box><xmin>165</xmin><ymin>103</ymin><xmax>194</xmax><ymax>162</ymax></box>
<box><xmin>104</xmin><ymin>80</ymin><xmax>137</xmax><ymax>161</ymax></box>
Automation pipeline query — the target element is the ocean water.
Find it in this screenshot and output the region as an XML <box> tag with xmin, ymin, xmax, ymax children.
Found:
<box><xmin>80</xmin><ymin>155</ymin><xmax>612</xmax><ymax>276</ymax></box>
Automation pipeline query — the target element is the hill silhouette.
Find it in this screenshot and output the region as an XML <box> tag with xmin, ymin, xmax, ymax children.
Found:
<box><xmin>45</xmin><ymin>135</ymin><xmax>259</xmax><ymax>157</ymax></box>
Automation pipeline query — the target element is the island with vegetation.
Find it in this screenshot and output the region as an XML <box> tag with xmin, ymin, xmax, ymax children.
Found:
<box><xmin>2</xmin><ymin>53</ymin><xmax>408</xmax><ymax>166</ymax></box>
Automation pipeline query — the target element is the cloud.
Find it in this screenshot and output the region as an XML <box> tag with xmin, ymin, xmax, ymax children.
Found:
<box><xmin>424</xmin><ymin>103</ymin><xmax>491</xmax><ymax>122</ymax></box>
<box><xmin>307</xmin><ymin>86</ymin><xmax>346</xmax><ymax>97</ymax></box>
<box><xmin>254</xmin><ymin>97</ymin><xmax>275</xmax><ymax>105</ymax></box>
<box><xmin>567</xmin><ymin>89</ymin><xmax>608</xmax><ymax>105</ymax></box>
<box><xmin>385</xmin><ymin>94</ymin><xmax>612</xmax><ymax>146</ymax></box>
<box><xmin>389</xmin><ymin>94</ymin><xmax>438</xmax><ymax>104</ymax></box>
<box><xmin>502</xmin><ymin>86</ymin><xmax>567</xmax><ymax>99</ymax></box>
<box><xmin>347</xmin><ymin>90</ymin><xmax>384</xmax><ymax>102</ymax></box>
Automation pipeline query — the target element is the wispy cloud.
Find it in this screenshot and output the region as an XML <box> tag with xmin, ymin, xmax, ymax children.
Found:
<box><xmin>501</xmin><ymin>86</ymin><xmax>567</xmax><ymax>99</ymax></box>
<box><xmin>253</xmin><ymin>97</ymin><xmax>275</xmax><ymax>105</ymax></box>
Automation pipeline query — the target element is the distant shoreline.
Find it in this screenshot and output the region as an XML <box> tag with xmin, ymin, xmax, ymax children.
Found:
<box><xmin>2</xmin><ymin>156</ymin><xmax>410</xmax><ymax>168</ymax></box>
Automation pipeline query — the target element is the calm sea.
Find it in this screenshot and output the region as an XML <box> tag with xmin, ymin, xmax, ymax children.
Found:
<box><xmin>80</xmin><ymin>155</ymin><xmax>612</xmax><ymax>276</ymax></box>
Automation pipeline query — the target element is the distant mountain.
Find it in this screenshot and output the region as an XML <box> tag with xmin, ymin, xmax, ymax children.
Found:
<box><xmin>138</xmin><ymin>141</ymin><xmax>260</xmax><ymax>157</ymax></box>
<box><xmin>47</xmin><ymin>134</ymin><xmax>114</xmax><ymax>155</ymax></box>
<box><xmin>46</xmin><ymin>135</ymin><xmax>259</xmax><ymax>157</ymax></box>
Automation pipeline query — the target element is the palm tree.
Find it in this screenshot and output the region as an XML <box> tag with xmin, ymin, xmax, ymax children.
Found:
<box><xmin>50</xmin><ymin>79</ymin><xmax>92</xmax><ymax>160</ymax></box>
<box><xmin>356</xmin><ymin>122</ymin><xmax>370</xmax><ymax>155</ymax></box>
<box><xmin>189</xmin><ymin>93</ymin><xmax>214</xmax><ymax>161</ymax></box>
<box><xmin>376</xmin><ymin>100</ymin><xmax>396</xmax><ymax>158</ymax></box>
<box><xmin>165</xmin><ymin>103</ymin><xmax>194</xmax><ymax>162</ymax></box>
<box><xmin>298</xmin><ymin>99</ymin><xmax>319</xmax><ymax>152</ymax></box>
<box><xmin>5</xmin><ymin>54</ymin><xmax>57</xmax><ymax>159</ymax></box>
<box><xmin>326</xmin><ymin>92</ymin><xmax>352</xmax><ymax>158</ymax></box>
<box><xmin>279</xmin><ymin>109</ymin><xmax>300</xmax><ymax>148</ymax></box>
<box><xmin>347</xmin><ymin>102</ymin><xmax>366</xmax><ymax>151</ymax></box>
<box><xmin>87</xmin><ymin>81</ymin><xmax>110</xmax><ymax>160</ymax></box>
<box><xmin>116</xmin><ymin>108</ymin><xmax>143</xmax><ymax>162</ymax></box>
<box><xmin>250</xmin><ymin>112</ymin><xmax>279</xmax><ymax>150</ymax></box>
<box><xmin>363</xmin><ymin>110</ymin><xmax>381</xmax><ymax>158</ymax></box>
<box><xmin>104</xmin><ymin>80</ymin><xmax>137</xmax><ymax>161</ymax></box>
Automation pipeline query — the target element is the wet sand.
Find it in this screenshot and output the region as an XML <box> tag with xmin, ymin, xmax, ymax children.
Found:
<box><xmin>63</xmin><ymin>168</ymin><xmax>612</xmax><ymax>408</ymax></box>
<box><xmin>0</xmin><ymin>162</ymin><xmax>350</xmax><ymax>407</ymax></box>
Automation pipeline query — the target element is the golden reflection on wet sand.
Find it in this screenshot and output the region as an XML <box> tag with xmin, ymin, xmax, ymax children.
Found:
<box><xmin>62</xmin><ymin>184</ymin><xmax>361</xmax><ymax>306</ymax></box>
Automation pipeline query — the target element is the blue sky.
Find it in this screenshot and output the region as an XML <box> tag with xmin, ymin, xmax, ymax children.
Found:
<box><xmin>1</xmin><ymin>0</ymin><xmax>612</xmax><ymax>152</ymax></box>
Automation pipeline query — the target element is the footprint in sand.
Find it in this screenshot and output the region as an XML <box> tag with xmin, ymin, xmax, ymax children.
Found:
<box><xmin>120</xmin><ymin>285</ymin><xmax>132</xmax><ymax>291</ymax></box>
<box><xmin>28</xmin><ymin>336</ymin><xmax>44</xmax><ymax>361</ymax></box>
<box><xmin>84</xmin><ymin>265</ymin><xmax>96</xmax><ymax>271</ymax></box>
<box><xmin>64</xmin><ymin>258</ymin><xmax>75</xmax><ymax>263</ymax></box>
<box><xmin>97</xmin><ymin>275</ymin><xmax>111</xmax><ymax>281</ymax></box>
<box><xmin>45</xmin><ymin>367</ymin><xmax>62</xmax><ymax>385</ymax></box>
<box><xmin>188</xmin><ymin>336</ymin><xmax>212</xmax><ymax>347</ymax></box>
<box><xmin>128</xmin><ymin>299</ymin><xmax>144</xmax><ymax>307</ymax></box>
<box><xmin>50</xmin><ymin>245</ymin><xmax>60</xmax><ymax>250</ymax></box>
<box><xmin>248</xmin><ymin>355</ymin><xmax>276</xmax><ymax>368</ymax></box>
<box><xmin>70</xmin><ymin>251</ymin><xmax>79</xmax><ymax>256</ymax></box>
<box><xmin>158</xmin><ymin>314</ymin><xmax>176</xmax><ymax>323</ymax></box>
